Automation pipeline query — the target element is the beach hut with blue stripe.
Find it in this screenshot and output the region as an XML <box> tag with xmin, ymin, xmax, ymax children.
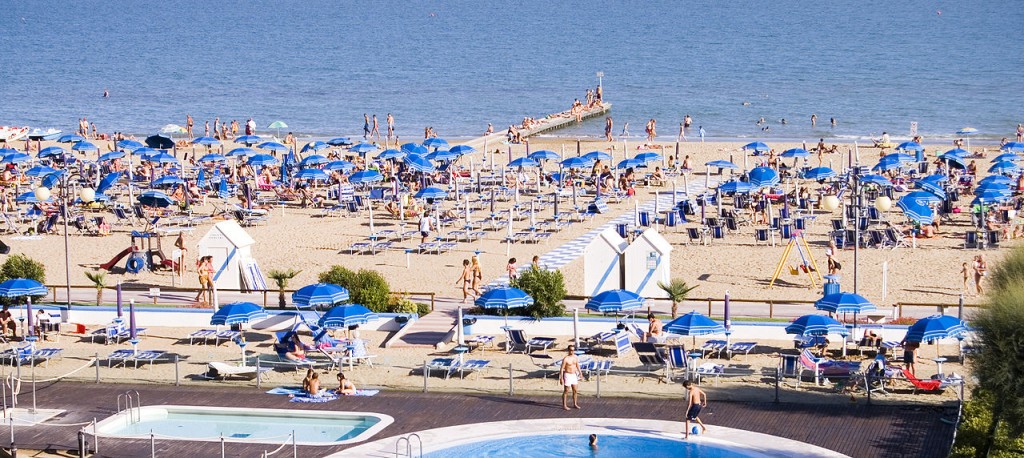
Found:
<box><xmin>583</xmin><ymin>227</ymin><xmax>628</xmax><ymax>296</ymax></box>
<box><xmin>623</xmin><ymin>228</ymin><xmax>673</xmax><ymax>299</ymax></box>
<box><xmin>198</xmin><ymin>220</ymin><xmax>268</xmax><ymax>293</ymax></box>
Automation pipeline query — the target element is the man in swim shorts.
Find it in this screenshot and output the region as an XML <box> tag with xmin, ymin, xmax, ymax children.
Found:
<box><xmin>560</xmin><ymin>345</ymin><xmax>582</xmax><ymax>410</ymax></box>
<box><xmin>682</xmin><ymin>380</ymin><xmax>707</xmax><ymax>439</ymax></box>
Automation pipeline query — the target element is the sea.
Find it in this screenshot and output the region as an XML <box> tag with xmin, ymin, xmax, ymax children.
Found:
<box><xmin>1</xmin><ymin>0</ymin><xmax>1021</xmax><ymax>143</ymax></box>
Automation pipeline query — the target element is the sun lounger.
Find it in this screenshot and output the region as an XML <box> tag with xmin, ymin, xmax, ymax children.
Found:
<box><xmin>107</xmin><ymin>349</ymin><xmax>167</xmax><ymax>369</ymax></box>
<box><xmin>0</xmin><ymin>344</ymin><xmax>63</xmax><ymax>367</ymax></box>
<box><xmin>701</xmin><ymin>339</ymin><xmax>727</xmax><ymax>358</ymax></box>
<box><xmin>451</xmin><ymin>359</ymin><xmax>490</xmax><ymax>379</ymax></box>
<box><xmin>727</xmin><ymin>342</ymin><xmax>758</xmax><ymax>358</ymax></box>
<box><xmin>425</xmin><ymin>358</ymin><xmax>457</xmax><ymax>379</ymax></box>
<box><xmin>188</xmin><ymin>329</ymin><xmax>217</xmax><ymax>345</ymax></box>
<box><xmin>466</xmin><ymin>335</ymin><xmax>495</xmax><ymax>352</ymax></box>
<box><xmin>694</xmin><ymin>363</ymin><xmax>725</xmax><ymax>384</ymax></box>
<box><xmin>205</xmin><ymin>361</ymin><xmax>271</xmax><ymax>381</ymax></box>
<box><xmin>799</xmin><ymin>349</ymin><xmax>860</xmax><ymax>386</ymax></box>
<box><xmin>215</xmin><ymin>330</ymin><xmax>240</xmax><ymax>345</ymax></box>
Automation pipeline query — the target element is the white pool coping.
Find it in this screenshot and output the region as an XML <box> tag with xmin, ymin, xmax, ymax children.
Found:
<box><xmin>93</xmin><ymin>405</ymin><xmax>394</xmax><ymax>447</ymax></box>
<box><xmin>330</xmin><ymin>417</ymin><xmax>849</xmax><ymax>457</ymax></box>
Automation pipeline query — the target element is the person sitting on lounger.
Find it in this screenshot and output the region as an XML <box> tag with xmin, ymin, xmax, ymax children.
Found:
<box><xmin>862</xmin><ymin>329</ymin><xmax>882</xmax><ymax>347</ymax></box>
<box><xmin>336</xmin><ymin>372</ymin><xmax>357</xmax><ymax>395</ymax></box>
<box><xmin>647</xmin><ymin>313</ymin><xmax>664</xmax><ymax>342</ymax></box>
<box><xmin>284</xmin><ymin>333</ymin><xmax>311</xmax><ymax>362</ymax></box>
<box><xmin>0</xmin><ymin>305</ymin><xmax>16</xmax><ymax>339</ymax></box>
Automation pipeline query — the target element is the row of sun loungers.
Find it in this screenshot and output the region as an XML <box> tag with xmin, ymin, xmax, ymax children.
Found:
<box><xmin>188</xmin><ymin>329</ymin><xmax>241</xmax><ymax>345</ymax></box>
<box><xmin>0</xmin><ymin>344</ymin><xmax>63</xmax><ymax>367</ymax></box>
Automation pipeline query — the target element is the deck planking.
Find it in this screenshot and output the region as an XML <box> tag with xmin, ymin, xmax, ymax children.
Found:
<box><xmin>10</xmin><ymin>381</ymin><xmax>954</xmax><ymax>457</ymax></box>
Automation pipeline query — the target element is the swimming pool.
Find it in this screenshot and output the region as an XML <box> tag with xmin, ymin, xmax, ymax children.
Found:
<box><xmin>423</xmin><ymin>433</ymin><xmax>762</xmax><ymax>458</ymax></box>
<box><xmin>94</xmin><ymin>405</ymin><xmax>393</xmax><ymax>446</ymax></box>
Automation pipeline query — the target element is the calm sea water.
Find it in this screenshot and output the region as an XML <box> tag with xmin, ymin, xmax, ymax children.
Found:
<box><xmin>1</xmin><ymin>1</ymin><xmax>1021</xmax><ymax>142</ymax></box>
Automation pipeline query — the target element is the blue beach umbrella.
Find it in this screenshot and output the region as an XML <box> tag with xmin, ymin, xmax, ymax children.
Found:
<box><xmin>24</xmin><ymin>165</ymin><xmax>58</xmax><ymax>178</ymax></box>
<box><xmin>859</xmin><ymin>174</ymin><xmax>892</xmax><ymax>187</ymax></box>
<box><xmin>780</xmin><ymin>148</ymin><xmax>810</xmax><ymax>159</ymax></box>
<box><xmin>295</xmin><ymin>168</ymin><xmax>329</xmax><ymax>181</ymax></box>
<box><xmin>978</xmin><ymin>175</ymin><xmax>1012</xmax><ymax>186</ymax></box>
<box><xmin>415</xmin><ymin>186</ymin><xmax>448</xmax><ymax>200</ymax></box>
<box><xmin>882</xmin><ymin>153</ymin><xmax>915</xmax><ymax>163</ymax></box>
<box><xmin>58</xmin><ymin>134</ymin><xmax>86</xmax><ymax>143</ymax></box>
<box><xmin>318</xmin><ymin>304</ymin><xmax>378</xmax><ymax>329</ymax></box>
<box><xmin>748</xmin><ymin>166</ymin><xmax>780</xmax><ymax>188</ymax></box>
<box><xmin>147</xmin><ymin>152</ymin><xmax>179</xmax><ymax>164</ymax></box>
<box><xmin>227</xmin><ymin>147</ymin><xmax>256</xmax><ymax>158</ymax></box>
<box><xmin>376</xmin><ymin>149</ymin><xmax>405</xmax><ymax>161</ymax></box>
<box><xmin>904</xmin><ymin>315</ymin><xmax>967</xmax><ymax>343</ymax></box>
<box><xmin>942</xmin><ymin>148</ymin><xmax>970</xmax><ymax>158</ymax></box>
<box><xmin>742</xmin><ymin>142</ymin><xmax>771</xmax><ymax>153</ymax></box>
<box><xmin>992</xmin><ymin>153</ymin><xmax>1020</xmax><ymax>163</ymax></box>
<box><xmin>560</xmin><ymin>156</ymin><xmax>594</xmax><ymax>169</ymax></box>
<box><xmin>1001</xmin><ymin>142</ymin><xmax>1024</xmax><ymax>152</ymax></box>
<box><xmin>475</xmin><ymin>287</ymin><xmax>533</xmax><ymax>311</ymax></box>
<box><xmin>803</xmin><ymin>167</ymin><xmax>836</xmax><ymax>180</ymax></box>
<box><xmin>585</xmin><ymin>289</ymin><xmax>644</xmax><ymax>313</ymax></box>
<box><xmin>292</xmin><ymin>283</ymin><xmax>350</xmax><ymax>308</ymax></box>
<box><xmin>872</xmin><ymin>158</ymin><xmax>903</xmax><ymax>172</ymax></box>
<box><xmin>351</xmin><ymin>142</ymin><xmax>379</xmax><ymax>155</ymax></box>
<box><xmin>97</xmin><ymin>172</ymin><xmax>121</xmax><ymax>194</ymax></box>
<box><xmin>988</xmin><ymin>161</ymin><xmax>1020</xmax><ymax>174</ymax></box>
<box><xmin>705</xmin><ymin>160</ymin><xmax>738</xmax><ymax>169</ymax></box>
<box><xmin>191</xmin><ymin>136</ymin><xmax>220</xmax><ymax>146</ymax></box>
<box><xmin>247</xmin><ymin>154</ymin><xmax>279</xmax><ymax>166</ymax></box>
<box><xmin>197</xmin><ymin>154</ymin><xmax>227</xmax><ymax>163</ymax></box>
<box><xmin>896</xmin><ymin>196</ymin><xmax>934</xmax><ymax>224</ymax></box>
<box><xmin>326</xmin><ymin>137</ymin><xmax>352</xmax><ymax>146</ymax></box>
<box><xmin>785</xmin><ymin>314</ymin><xmax>846</xmax><ymax>337</ymax></box>
<box><xmin>42</xmin><ymin>171</ymin><xmax>66</xmax><ymax>189</ymax></box>
<box><xmin>903</xmin><ymin>191</ymin><xmax>941</xmax><ymax>205</ymax></box>
<box><xmin>134</xmin><ymin>147</ymin><xmax>159</xmax><ymax>158</ymax></box>
<box><xmin>301</xmin><ymin>141</ymin><xmax>329</xmax><ymax>153</ymax></box>
<box><xmin>718</xmin><ymin>181</ymin><xmax>753</xmax><ymax>194</ymax></box>
<box><xmin>971</xmin><ymin>192</ymin><xmax>1010</xmax><ymax>206</ymax></box>
<box><xmin>584</xmin><ymin>151</ymin><xmax>612</xmax><ymax>162</ymax></box>
<box><xmin>915</xmin><ymin>181</ymin><xmax>946</xmax><ymax>200</ymax></box>
<box><xmin>529</xmin><ymin>150</ymin><xmax>561</xmax><ymax>162</ymax></box>
<box><xmin>299</xmin><ymin>155</ymin><xmax>328</xmax><ymax>167</ymax></box>
<box><xmin>404</xmin><ymin>154</ymin><xmax>436</xmax><ymax>173</ymax></box>
<box><xmin>616</xmin><ymin>158</ymin><xmax>644</xmax><ymax>169</ymax></box>
<box><xmin>15</xmin><ymin>191</ymin><xmax>51</xmax><ymax>204</ymax></box>
<box><xmin>151</xmin><ymin>176</ymin><xmax>186</xmax><ymax>188</ymax></box>
<box><xmin>508</xmin><ymin>157</ymin><xmax>539</xmax><ymax>168</ymax></box>
<box><xmin>38</xmin><ymin>146</ymin><xmax>67</xmax><ymax>158</ymax></box>
<box><xmin>664</xmin><ymin>311</ymin><xmax>725</xmax><ymax>336</ymax></box>
<box><xmin>72</xmin><ymin>141</ymin><xmax>98</xmax><ymax>153</ymax></box>
<box><xmin>235</xmin><ymin>135</ymin><xmax>263</xmax><ymax>146</ymax></box>
<box><xmin>0</xmin><ymin>148</ymin><xmax>18</xmax><ymax>156</ymax></box>
<box><xmin>449</xmin><ymin>145</ymin><xmax>476</xmax><ymax>156</ymax></box>
<box><xmin>137</xmin><ymin>190</ymin><xmax>175</xmax><ymax>207</ymax></box>
<box><xmin>2</xmin><ymin>153</ymin><xmax>31</xmax><ymax>164</ymax></box>
<box><xmin>258</xmin><ymin>142</ymin><xmax>289</xmax><ymax>152</ymax></box>
<box><xmin>422</xmin><ymin>137</ymin><xmax>449</xmax><ymax>150</ymax></box>
<box><xmin>426</xmin><ymin>149</ymin><xmax>460</xmax><ymax>162</ymax></box>
<box><xmin>973</xmin><ymin>183</ymin><xmax>1012</xmax><ymax>196</ymax></box>
<box><xmin>324</xmin><ymin>161</ymin><xmax>356</xmax><ymax>173</ymax></box>
<box><xmin>895</xmin><ymin>141</ymin><xmax>923</xmax><ymax>152</ymax></box>
<box><xmin>815</xmin><ymin>293</ymin><xmax>876</xmax><ymax>314</ymax></box>
<box><xmin>349</xmin><ymin>169</ymin><xmax>383</xmax><ymax>184</ymax></box>
<box><xmin>0</xmin><ymin>278</ymin><xmax>47</xmax><ymax>297</ymax></box>
<box><xmin>635</xmin><ymin>152</ymin><xmax>663</xmax><ymax>163</ymax></box>
<box><xmin>98</xmin><ymin>151</ymin><xmax>125</xmax><ymax>162</ymax></box>
<box><xmin>210</xmin><ymin>302</ymin><xmax>268</xmax><ymax>326</ymax></box>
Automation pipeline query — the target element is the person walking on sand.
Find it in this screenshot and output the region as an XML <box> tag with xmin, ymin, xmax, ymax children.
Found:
<box><xmin>560</xmin><ymin>344</ymin><xmax>582</xmax><ymax>410</ymax></box>
<box><xmin>386</xmin><ymin>113</ymin><xmax>395</xmax><ymax>142</ymax></box>
<box><xmin>604</xmin><ymin>117</ymin><xmax>613</xmax><ymax>141</ymax></box>
<box><xmin>621</xmin><ymin>122</ymin><xmax>630</xmax><ymax>138</ymax></box>
<box><xmin>456</xmin><ymin>259</ymin><xmax>473</xmax><ymax>303</ymax></box>
<box><xmin>371</xmin><ymin>114</ymin><xmax>380</xmax><ymax>141</ymax></box>
<box><xmin>186</xmin><ymin>114</ymin><xmax>194</xmax><ymax>139</ymax></box>
<box><xmin>973</xmin><ymin>254</ymin><xmax>987</xmax><ymax>295</ymax></box>
<box><xmin>683</xmin><ymin>380</ymin><xmax>707</xmax><ymax>439</ymax></box>
<box><xmin>470</xmin><ymin>255</ymin><xmax>483</xmax><ymax>297</ymax></box>
<box><xmin>418</xmin><ymin>210</ymin><xmax>433</xmax><ymax>244</ymax></box>
<box><xmin>678</xmin><ymin>122</ymin><xmax>686</xmax><ymax>142</ymax></box>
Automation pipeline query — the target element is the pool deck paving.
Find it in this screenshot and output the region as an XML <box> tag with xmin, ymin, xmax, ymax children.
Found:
<box><xmin>7</xmin><ymin>381</ymin><xmax>955</xmax><ymax>457</ymax></box>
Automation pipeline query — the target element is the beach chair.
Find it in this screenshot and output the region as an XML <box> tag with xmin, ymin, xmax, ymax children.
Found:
<box><xmin>205</xmin><ymin>361</ymin><xmax>272</xmax><ymax>381</ymax></box>
<box><xmin>666</xmin><ymin>345</ymin><xmax>688</xmax><ymax>380</ymax></box>
<box><xmin>799</xmin><ymin>349</ymin><xmax>860</xmax><ymax>386</ymax></box>
<box><xmin>862</xmin><ymin>355</ymin><xmax>899</xmax><ymax>395</ymax></box>
<box><xmin>451</xmin><ymin>359</ymin><xmax>490</xmax><ymax>380</ymax></box>
<box><xmin>686</xmin><ymin>227</ymin><xmax>704</xmax><ymax>246</ymax></box>
<box><xmin>779</xmin><ymin>354</ymin><xmax>802</xmax><ymax>387</ymax></box>
<box><xmin>581</xmin><ymin>359</ymin><xmax>613</xmax><ymax>381</ymax></box>
<box><xmin>901</xmin><ymin>367</ymin><xmax>944</xmax><ymax>394</ymax></box>
<box><xmin>663</xmin><ymin>211</ymin><xmax>681</xmax><ymax>232</ymax></box>
<box><xmin>727</xmin><ymin>342</ymin><xmax>758</xmax><ymax>359</ymax></box>
<box><xmin>700</xmin><ymin>339</ymin><xmax>727</xmax><ymax>358</ymax></box>
<box><xmin>754</xmin><ymin>228</ymin><xmax>773</xmax><ymax>246</ymax></box>
<box><xmin>884</xmin><ymin>228</ymin><xmax>908</xmax><ymax>249</ymax></box>
<box><xmin>694</xmin><ymin>363</ymin><xmax>725</xmax><ymax>385</ymax></box>
<box><xmin>214</xmin><ymin>330</ymin><xmax>240</xmax><ymax>345</ymax></box>
<box><xmin>91</xmin><ymin>321</ymin><xmax>128</xmax><ymax>344</ymax></box>
<box><xmin>638</xmin><ymin>211</ymin><xmax>652</xmax><ymax>228</ymax></box>
<box><xmin>612</xmin><ymin>332</ymin><xmax>633</xmax><ymax>358</ymax></box>
<box><xmin>964</xmin><ymin>231</ymin><xmax>979</xmax><ymax>249</ymax></box>
<box><xmin>425</xmin><ymin>358</ymin><xmax>458</xmax><ymax>379</ymax></box>
<box><xmin>188</xmin><ymin>329</ymin><xmax>217</xmax><ymax>345</ymax></box>
<box><xmin>334</xmin><ymin>339</ymin><xmax>377</xmax><ymax>370</ymax></box>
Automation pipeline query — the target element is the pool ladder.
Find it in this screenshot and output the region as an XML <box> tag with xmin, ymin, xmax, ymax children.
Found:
<box><xmin>116</xmin><ymin>390</ymin><xmax>141</xmax><ymax>424</ymax></box>
<box><xmin>395</xmin><ymin>433</ymin><xmax>422</xmax><ymax>458</ymax></box>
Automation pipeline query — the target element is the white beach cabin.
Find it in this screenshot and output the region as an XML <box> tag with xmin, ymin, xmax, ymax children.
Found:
<box><xmin>623</xmin><ymin>228</ymin><xmax>672</xmax><ymax>299</ymax></box>
<box><xmin>198</xmin><ymin>220</ymin><xmax>267</xmax><ymax>292</ymax></box>
<box><xmin>583</xmin><ymin>227</ymin><xmax>628</xmax><ymax>296</ymax></box>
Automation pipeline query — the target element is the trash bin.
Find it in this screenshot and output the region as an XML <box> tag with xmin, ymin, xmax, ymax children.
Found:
<box><xmin>462</xmin><ymin>317</ymin><xmax>477</xmax><ymax>335</ymax></box>
<box><xmin>823</xmin><ymin>275</ymin><xmax>840</xmax><ymax>296</ymax></box>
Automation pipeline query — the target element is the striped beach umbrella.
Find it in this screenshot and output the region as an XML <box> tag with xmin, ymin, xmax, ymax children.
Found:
<box><xmin>415</xmin><ymin>186</ymin><xmax>448</xmax><ymax>200</ymax></box>
<box><xmin>295</xmin><ymin>168</ymin><xmax>329</xmax><ymax>181</ymax></box>
<box><xmin>508</xmin><ymin>157</ymin><xmax>539</xmax><ymax>168</ymax></box>
<box><xmin>422</xmin><ymin>137</ymin><xmax>449</xmax><ymax>150</ymax></box>
<box><xmin>785</xmin><ymin>314</ymin><xmax>846</xmax><ymax>337</ymax></box>
<box><xmin>400</xmin><ymin>143</ymin><xmax>427</xmax><ymax>156</ymax></box>
<box><xmin>324</xmin><ymin>161</ymin><xmax>356</xmax><ymax>173</ymax></box>
<box><xmin>247</xmin><ymin>154</ymin><xmax>279</xmax><ymax>166</ymax></box>
<box><xmin>742</xmin><ymin>141</ymin><xmax>771</xmax><ymax>153</ymax></box>
<box><xmin>815</xmin><ymin>293</ymin><xmax>876</xmax><ymax>314</ymax></box>
<box><xmin>664</xmin><ymin>311</ymin><xmax>725</xmax><ymax>336</ymax></box>
<box><xmin>748</xmin><ymin>166</ymin><xmax>780</xmax><ymax>188</ymax></box>
<box><xmin>585</xmin><ymin>289</ymin><xmax>643</xmax><ymax>313</ymax></box>
<box><xmin>318</xmin><ymin>304</ymin><xmax>378</xmax><ymax>329</ymax></box>
<box><xmin>904</xmin><ymin>315</ymin><xmax>967</xmax><ymax>343</ymax></box>
<box><xmin>349</xmin><ymin>169</ymin><xmax>383</xmax><ymax>184</ymax></box>
<box><xmin>235</xmin><ymin>135</ymin><xmax>263</xmax><ymax>146</ymax></box>
<box><xmin>292</xmin><ymin>283</ymin><xmax>350</xmax><ymax>308</ymax></box>
<box><xmin>780</xmin><ymin>148</ymin><xmax>809</xmax><ymax>158</ymax></box>
<box><xmin>191</xmin><ymin>136</ymin><xmax>220</xmax><ymax>146</ymax></box>
<box><xmin>719</xmin><ymin>181</ymin><xmax>753</xmax><ymax>194</ymax></box>
<box><xmin>210</xmin><ymin>302</ymin><xmax>268</xmax><ymax>326</ymax></box>
<box><xmin>896</xmin><ymin>196</ymin><xmax>934</xmax><ymax>224</ymax></box>
<box><xmin>0</xmin><ymin>278</ymin><xmax>47</xmax><ymax>297</ymax></box>
<box><xmin>529</xmin><ymin>150</ymin><xmax>560</xmax><ymax>161</ymax></box>
<box><xmin>404</xmin><ymin>154</ymin><xmax>436</xmax><ymax>173</ymax></box>
<box><xmin>376</xmin><ymin>149</ymin><xmax>405</xmax><ymax>161</ymax></box>
<box><xmin>475</xmin><ymin>287</ymin><xmax>533</xmax><ymax>311</ymax></box>
<box><xmin>803</xmin><ymin>167</ymin><xmax>836</xmax><ymax>181</ymax></box>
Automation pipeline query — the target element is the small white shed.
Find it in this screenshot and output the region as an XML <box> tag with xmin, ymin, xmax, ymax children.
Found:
<box><xmin>198</xmin><ymin>220</ymin><xmax>267</xmax><ymax>292</ymax></box>
<box><xmin>583</xmin><ymin>227</ymin><xmax>628</xmax><ymax>296</ymax></box>
<box><xmin>623</xmin><ymin>228</ymin><xmax>673</xmax><ymax>299</ymax></box>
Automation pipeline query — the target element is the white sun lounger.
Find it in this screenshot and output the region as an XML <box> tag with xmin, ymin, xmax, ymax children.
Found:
<box><xmin>206</xmin><ymin>361</ymin><xmax>271</xmax><ymax>381</ymax></box>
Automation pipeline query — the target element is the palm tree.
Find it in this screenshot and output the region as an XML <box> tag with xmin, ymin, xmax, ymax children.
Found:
<box><xmin>267</xmin><ymin>269</ymin><xmax>301</xmax><ymax>309</ymax></box>
<box><xmin>657</xmin><ymin>279</ymin><xmax>697</xmax><ymax>318</ymax></box>
<box><xmin>84</xmin><ymin>271</ymin><xmax>107</xmax><ymax>306</ymax></box>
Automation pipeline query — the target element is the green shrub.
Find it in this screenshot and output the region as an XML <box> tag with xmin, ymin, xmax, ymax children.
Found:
<box><xmin>416</xmin><ymin>303</ymin><xmax>431</xmax><ymax>317</ymax></box>
<box><xmin>510</xmin><ymin>267</ymin><xmax>566</xmax><ymax>319</ymax></box>
<box><xmin>319</xmin><ymin>266</ymin><xmax>391</xmax><ymax>313</ymax></box>
<box><xmin>387</xmin><ymin>295</ymin><xmax>418</xmax><ymax>314</ymax></box>
<box><xmin>951</xmin><ymin>391</ymin><xmax>1024</xmax><ymax>458</ymax></box>
<box><xmin>0</xmin><ymin>254</ymin><xmax>46</xmax><ymax>284</ymax></box>
<box><xmin>989</xmin><ymin>249</ymin><xmax>1024</xmax><ymax>293</ymax></box>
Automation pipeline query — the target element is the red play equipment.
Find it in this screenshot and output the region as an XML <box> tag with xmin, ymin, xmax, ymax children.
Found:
<box><xmin>101</xmin><ymin>231</ymin><xmax>178</xmax><ymax>273</ymax></box>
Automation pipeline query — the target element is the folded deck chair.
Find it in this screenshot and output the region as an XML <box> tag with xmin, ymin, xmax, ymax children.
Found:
<box><xmin>206</xmin><ymin>361</ymin><xmax>271</xmax><ymax>381</ymax></box>
<box><xmin>613</xmin><ymin>332</ymin><xmax>633</xmax><ymax>358</ymax></box>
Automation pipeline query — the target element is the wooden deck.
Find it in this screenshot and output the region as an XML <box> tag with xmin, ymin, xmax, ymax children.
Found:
<box><xmin>11</xmin><ymin>381</ymin><xmax>954</xmax><ymax>457</ymax></box>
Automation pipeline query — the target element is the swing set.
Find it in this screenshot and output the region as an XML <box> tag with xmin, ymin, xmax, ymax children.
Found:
<box><xmin>769</xmin><ymin>229</ymin><xmax>823</xmax><ymax>288</ymax></box>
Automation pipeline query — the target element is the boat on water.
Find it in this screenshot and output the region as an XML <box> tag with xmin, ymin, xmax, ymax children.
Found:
<box><xmin>0</xmin><ymin>126</ymin><xmax>30</xmax><ymax>142</ymax></box>
<box><xmin>27</xmin><ymin>128</ymin><xmax>62</xmax><ymax>141</ymax></box>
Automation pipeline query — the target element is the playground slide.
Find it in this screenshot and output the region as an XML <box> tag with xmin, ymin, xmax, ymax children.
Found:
<box><xmin>100</xmin><ymin>247</ymin><xmax>134</xmax><ymax>271</ymax></box>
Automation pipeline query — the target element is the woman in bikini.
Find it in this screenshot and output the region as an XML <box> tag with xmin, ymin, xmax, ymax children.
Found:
<box><xmin>193</xmin><ymin>256</ymin><xmax>214</xmax><ymax>303</ymax></box>
<box><xmin>336</xmin><ymin>372</ymin><xmax>357</xmax><ymax>396</ymax></box>
<box><xmin>470</xmin><ymin>255</ymin><xmax>483</xmax><ymax>297</ymax></box>
<box><xmin>455</xmin><ymin>259</ymin><xmax>473</xmax><ymax>303</ymax></box>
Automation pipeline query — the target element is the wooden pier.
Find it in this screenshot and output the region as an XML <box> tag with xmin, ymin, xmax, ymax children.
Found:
<box><xmin>457</xmin><ymin>102</ymin><xmax>612</xmax><ymax>154</ymax></box>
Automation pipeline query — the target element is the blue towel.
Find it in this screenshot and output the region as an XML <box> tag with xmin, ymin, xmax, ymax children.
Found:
<box><xmin>268</xmin><ymin>386</ymin><xmax>380</xmax><ymax>397</ymax></box>
<box><xmin>266</xmin><ymin>386</ymin><xmax>305</xmax><ymax>396</ymax></box>
<box><xmin>290</xmin><ymin>394</ymin><xmax>338</xmax><ymax>403</ymax></box>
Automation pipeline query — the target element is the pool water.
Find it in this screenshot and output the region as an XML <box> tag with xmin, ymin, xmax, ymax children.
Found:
<box><xmin>95</xmin><ymin>406</ymin><xmax>392</xmax><ymax>446</ymax></box>
<box><xmin>423</xmin><ymin>433</ymin><xmax>765</xmax><ymax>458</ymax></box>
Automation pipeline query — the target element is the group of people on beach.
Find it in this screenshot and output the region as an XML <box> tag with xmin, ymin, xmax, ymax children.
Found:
<box><xmin>298</xmin><ymin>368</ymin><xmax>356</xmax><ymax>398</ymax></box>
<box><xmin>183</xmin><ymin>114</ymin><xmax>248</xmax><ymax>141</ymax></box>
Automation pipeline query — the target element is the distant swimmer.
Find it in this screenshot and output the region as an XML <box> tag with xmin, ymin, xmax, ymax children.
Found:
<box><xmin>831</xmin><ymin>117</ymin><xmax>837</xmax><ymax>127</ymax></box>
<box><xmin>780</xmin><ymin>118</ymin><xmax>787</xmax><ymax>125</ymax></box>
<box><xmin>811</xmin><ymin>113</ymin><xmax>817</xmax><ymax>127</ymax></box>
<box><xmin>684</xmin><ymin>114</ymin><xmax>692</xmax><ymax>128</ymax></box>
<box><xmin>742</xmin><ymin>101</ymin><xmax>751</xmax><ymax>106</ymax></box>
<box><xmin>103</xmin><ymin>89</ymin><xmax>109</xmax><ymax>98</ymax></box>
